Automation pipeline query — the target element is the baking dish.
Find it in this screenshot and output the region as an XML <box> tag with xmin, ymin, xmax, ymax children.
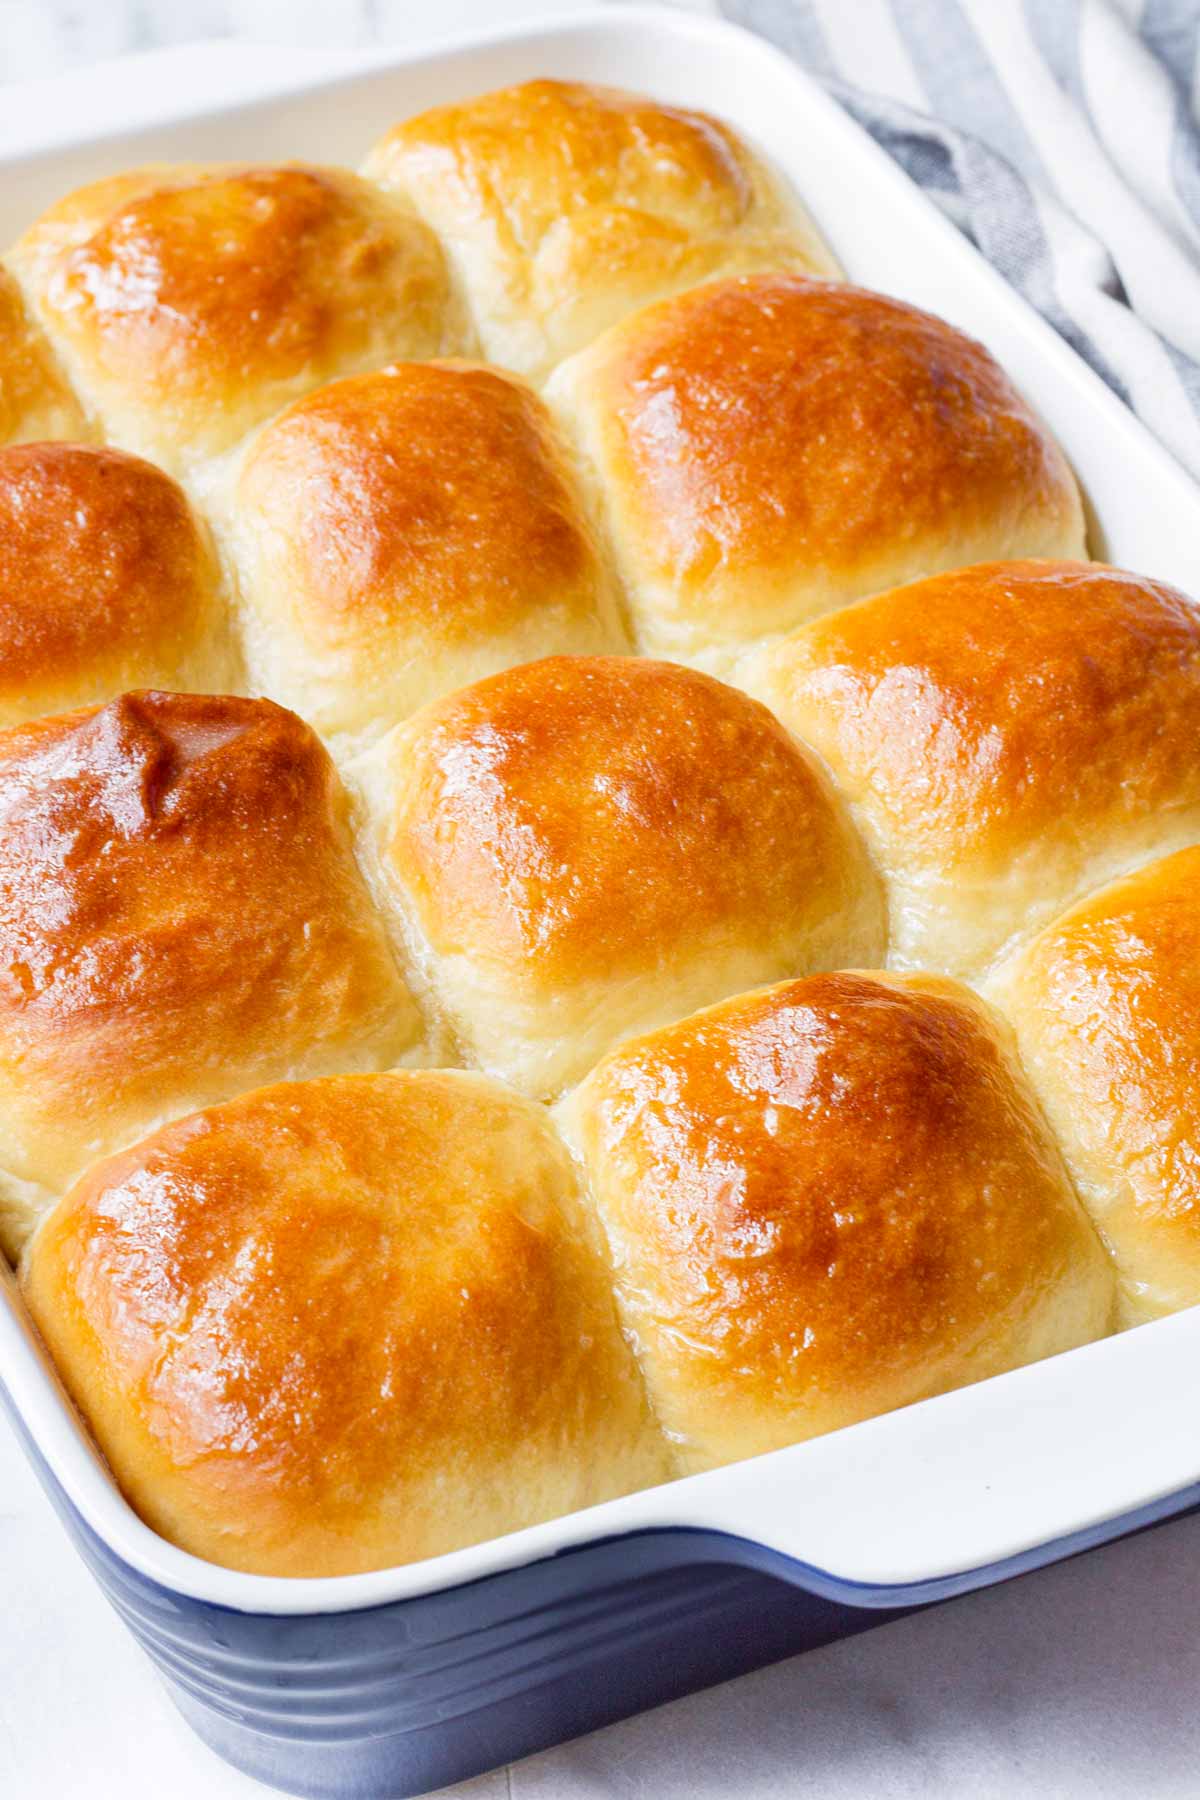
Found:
<box><xmin>4</xmin><ymin>8</ymin><xmax>1200</xmax><ymax>1796</ymax></box>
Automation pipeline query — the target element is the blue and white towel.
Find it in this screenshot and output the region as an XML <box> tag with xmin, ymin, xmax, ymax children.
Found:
<box><xmin>719</xmin><ymin>0</ymin><xmax>1200</xmax><ymax>478</ymax></box>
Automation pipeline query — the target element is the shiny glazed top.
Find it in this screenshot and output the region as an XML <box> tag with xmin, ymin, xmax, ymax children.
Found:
<box><xmin>22</xmin><ymin>1069</ymin><xmax>669</xmax><ymax>1576</ymax></box>
<box><xmin>554</xmin><ymin>274</ymin><xmax>1085</xmax><ymax>653</ymax></box>
<box><xmin>0</xmin><ymin>691</ymin><xmax>417</xmax><ymax>1202</ymax></box>
<box><xmin>14</xmin><ymin>164</ymin><xmax>459</xmax><ymax>465</ymax></box>
<box><xmin>0</xmin><ymin>442</ymin><xmax>227</xmax><ymax>722</ymax></box>
<box><xmin>363</xmin><ymin>79</ymin><xmax>832</xmax><ymax>373</ymax></box>
<box><xmin>997</xmin><ymin>845</ymin><xmax>1200</xmax><ymax>1324</ymax></box>
<box><xmin>566</xmin><ymin>971</ymin><xmax>1113</xmax><ymax>1468</ymax></box>
<box><xmin>0</xmin><ymin>266</ymin><xmax>86</xmax><ymax>446</ymax></box>
<box><xmin>753</xmin><ymin>559</ymin><xmax>1200</xmax><ymax>862</ymax></box>
<box><xmin>231</xmin><ymin>360</ymin><xmax>622</xmax><ymax>736</ymax></box>
<box><xmin>382</xmin><ymin>654</ymin><xmax>873</xmax><ymax>988</ymax></box>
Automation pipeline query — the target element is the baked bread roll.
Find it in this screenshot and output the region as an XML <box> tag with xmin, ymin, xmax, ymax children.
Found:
<box><xmin>990</xmin><ymin>847</ymin><xmax>1200</xmax><ymax>1327</ymax></box>
<box><xmin>0</xmin><ymin>691</ymin><xmax>419</xmax><ymax>1256</ymax></box>
<box><xmin>229</xmin><ymin>361</ymin><xmax>627</xmax><ymax>749</ymax></box>
<box><xmin>363</xmin><ymin>78</ymin><xmax>837</xmax><ymax>380</ymax></box>
<box><xmin>547</xmin><ymin>275</ymin><xmax>1085</xmax><ymax>670</ymax></box>
<box><xmin>745</xmin><ymin>560</ymin><xmax>1200</xmax><ymax>982</ymax></box>
<box><xmin>357</xmin><ymin>655</ymin><xmax>884</xmax><ymax>1098</ymax></box>
<box><xmin>560</xmin><ymin>972</ymin><xmax>1114</xmax><ymax>1472</ymax></box>
<box><xmin>0</xmin><ymin>265</ymin><xmax>86</xmax><ymax>445</ymax></box>
<box><xmin>0</xmin><ymin>443</ymin><xmax>235</xmax><ymax>727</ymax></box>
<box><xmin>21</xmin><ymin>1069</ymin><xmax>670</xmax><ymax>1576</ymax></box>
<box><xmin>11</xmin><ymin>164</ymin><xmax>466</xmax><ymax>478</ymax></box>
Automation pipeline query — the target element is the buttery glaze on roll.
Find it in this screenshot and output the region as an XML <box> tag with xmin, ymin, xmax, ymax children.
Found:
<box><xmin>230</xmin><ymin>362</ymin><xmax>628</xmax><ymax>748</ymax></box>
<box><xmin>357</xmin><ymin>655</ymin><xmax>884</xmax><ymax>1098</ymax></box>
<box><xmin>990</xmin><ymin>846</ymin><xmax>1200</xmax><ymax>1327</ymax></box>
<box><xmin>363</xmin><ymin>78</ymin><xmax>837</xmax><ymax>379</ymax></box>
<box><xmin>11</xmin><ymin>164</ymin><xmax>467</xmax><ymax>475</ymax></box>
<box><xmin>547</xmin><ymin>275</ymin><xmax>1084</xmax><ymax>669</ymax></box>
<box><xmin>745</xmin><ymin>560</ymin><xmax>1200</xmax><ymax>982</ymax></box>
<box><xmin>560</xmin><ymin>972</ymin><xmax>1114</xmax><ymax>1472</ymax></box>
<box><xmin>0</xmin><ymin>443</ymin><xmax>235</xmax><ymax>727</ymax></box>
<box><xmin>22</xmin><ymin>1069</ymin><xmax>672</xmax><ymax>1576</ymax></box>
<box><xmin>0</xmin><ymin>265</ymin><xmax>87</xmax><ymax>446</ymax></box>
<box><xmin>0</xmin><ymin>691</ymin><xmax>419</xmax><ymax>1256</ymax></box>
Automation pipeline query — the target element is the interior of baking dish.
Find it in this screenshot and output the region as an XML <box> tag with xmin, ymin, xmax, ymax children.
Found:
<box><xmin>3</xmin><ymin>6</ymin><xmax>1200</xmax><ymax>1614</ymax></box>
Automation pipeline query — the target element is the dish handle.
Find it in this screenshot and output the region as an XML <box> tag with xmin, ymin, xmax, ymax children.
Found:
<box><xmin>635</xmin><ymin>1309</ymin><xmax>1200</xmax><ymax>1605</ymax></box>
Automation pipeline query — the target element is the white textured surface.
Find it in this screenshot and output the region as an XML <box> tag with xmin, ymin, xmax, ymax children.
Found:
<box><xmin>2</xmin><ymin>5</ymin><xmax>1200</xmax><ymax>1798</ymax></box>
<box><xmin>0</xmin><ymin>0</ymin><xmax>693</xmax><ymax>83</ymax></box>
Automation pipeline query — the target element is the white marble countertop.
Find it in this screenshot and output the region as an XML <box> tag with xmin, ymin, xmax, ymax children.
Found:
<box><xmin>3</xmin><ymin>4</ymin><xmax>1200</xmax><ymax>1797</ymax></box>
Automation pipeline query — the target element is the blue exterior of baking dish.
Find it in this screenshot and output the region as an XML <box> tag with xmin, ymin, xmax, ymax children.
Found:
<box><xmin>6</xmin><ymin>1378</ymin><xmax>1200</xmax><ymax>1800</ymax></box>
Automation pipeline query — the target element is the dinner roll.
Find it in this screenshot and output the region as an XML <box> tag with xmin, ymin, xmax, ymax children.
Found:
<box><xmin>560</xmin><ymin>972</ymin><xmax>1114</xmax><ymax>1473</ymax></box>
<box><xmin>990</xmin><ymin>847</ymin><xmax>1200</xmax><ymax>1327</ymax></box>
<box><xmin>11</xmin><ymin>164</ymin><xmax>466</xmax><ymax>477</ymax></box>
<box><xmin>0</xmin><ymin>264</ymin><xmax>87</xmax><ymax>445</ymax></box>
<box><xmin>745</xmin><ymin>560</ymin><xmax>1200</xmax><ymax>982</ymax></box>
<box><xmin>357</xmin><ymin>655</ymin><xmax>884</xmax><ymax>1098</ymax></box>
<box><xmin>22</xmin><ymin>1069</ymin><xmax>670</xmax><ymax>1576</ymax></box>
<box><xmin>229</xmin><ymin>361</ymin><xmax>627</xmax><ymax>748</ymax></box>
<box><xmin>0</xmin><ymin>443</ymin><xmax>235</xmax><ymax>727</ymax></box>
<box><xmin>0</xmin><ymin>691</ymin><xmax>418</xmax><ymax>1257</ymax></box>
<box><xmin>363</xmin><ymin>78</ymin><xmax>837</xmax><ymax>380</ymax></box>
<box><xmin>547</xmin><ymin>275</ymin><xmax>1085</xmax><ymax>669</ymax></box>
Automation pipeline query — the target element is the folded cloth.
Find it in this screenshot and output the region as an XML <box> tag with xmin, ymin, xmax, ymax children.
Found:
<box><xmin>719</xmin><ymin>0</ymin><xmax>1200</xmax><ymax>477</ymax></box>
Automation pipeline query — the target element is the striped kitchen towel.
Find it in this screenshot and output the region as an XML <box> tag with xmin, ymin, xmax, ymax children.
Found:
<box><xmin>718</xmin><ymin>0</ymin><xmax>1200</xmax><ymax>478</ymax></box>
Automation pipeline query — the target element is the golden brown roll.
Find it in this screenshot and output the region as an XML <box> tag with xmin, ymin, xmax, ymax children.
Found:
<box><xmin>0</xmin><ymin>443</ymin><xmax>235</xmax><ymax>727</ymax></box>
<box><xmin>560</xmin><ymin>972</ymin><xmax>1114</xmax><ymax>1473</ymax></box>
<box><xmin>547</xmin><ymin>275</ymin><xmax>1085</xmax><ymax>669</ymax></box>
<box><xmin>745</xmin><ymin>560</ymin><xmax>1200</xmax><ymax>982</ymax></box>
<box><xmin>21</xmin><ymin>1069</ymin><xmax>670</xmax><ymax>1576</ymax></box>
<box><xmin>363</xmin><ymin>78</ymin><xmax>837</xmax><ymax>380</ymax></box>
<box><xmin>0</xmin><ymin>265</ymin><xmax>87</xmax><ymax>445</ymax></box>
<box><xmin>11</xmin><ymin>164</ymin><xmax>466</xmax><ymax>477</ymax></box>
<box><xmin>229</xmin><ymin>361</ymin><xmax>628</xmax><ymax>747</ymax></box>
<box><xmin>357</xmin><ymin>655</ymin><xmax>884</xmax><ymax>1098</ymax></box>
<box><xmin>0</xmin><ymin>691</ymin><xmax>419</xmax><ymax>1256</ymax></box>
<box><xmin>990</xmin><ymin>846</ymin><xmax>1200</xmax><ymax>1328</ymax></box>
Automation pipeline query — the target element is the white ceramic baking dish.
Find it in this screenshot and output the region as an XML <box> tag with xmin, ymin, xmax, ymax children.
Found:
<box><xmin>3</xmin><ymin>10</ymin><xmax>1200</xmax><ymax>1797</ymax></box>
